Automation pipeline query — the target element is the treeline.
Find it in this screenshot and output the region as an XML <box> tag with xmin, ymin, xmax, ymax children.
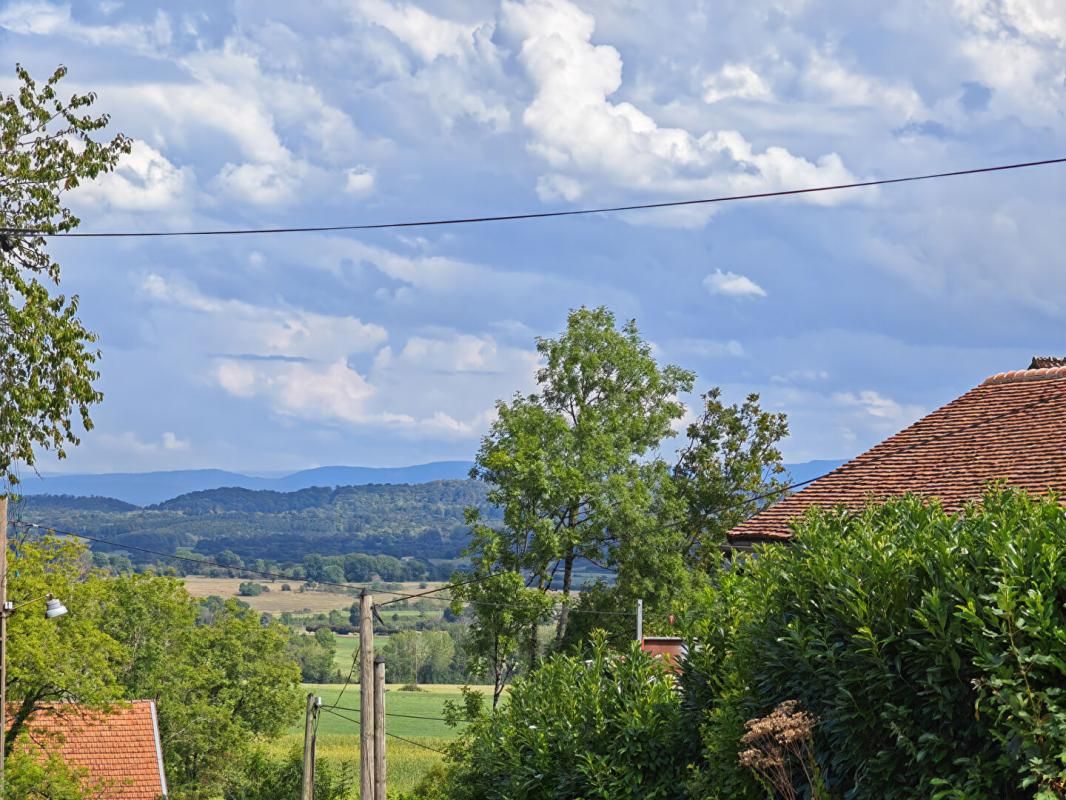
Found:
<box><xmin>415</xmin><ymin>490</ymin><xmax>1066</xmax><ymax>800</ymax></box>
<box><xmin>11</xmin><ymin>480</ymin><xmax>497</xmax><ymax>564</ymax></box>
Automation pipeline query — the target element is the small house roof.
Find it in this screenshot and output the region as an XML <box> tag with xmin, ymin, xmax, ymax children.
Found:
<box><xmin>10</xmin><ymin>700</ymin><xmax>167</xmax><ymax>800</ymax></box>
<box><xmin>729</xmin><ymin>363</ymin><xmax>1066</xmax><ymax>543</ymax></box>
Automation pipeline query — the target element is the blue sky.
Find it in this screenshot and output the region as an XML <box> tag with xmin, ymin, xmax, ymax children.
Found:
<box><xmin>1</xmin><ymin>0</ymin><xmax>1064</xmax><ymax>473</ymax></box>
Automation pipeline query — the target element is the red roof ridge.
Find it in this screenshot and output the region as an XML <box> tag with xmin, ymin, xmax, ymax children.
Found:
<box><xmin>983</xmin><ymin>365</ymin><xmax>1066</xmax><ymax>385</ymax></box>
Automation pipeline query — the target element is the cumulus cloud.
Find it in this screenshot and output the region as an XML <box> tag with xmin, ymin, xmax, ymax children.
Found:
<box><xmin>0</xmin><ymin>1</ymin><xmax>172</xmax><ymax>54</ymax></box>
<box><xmin>501</xmin><ymin>0</ymin><xmax>855</xmax><ymax>218</ymax></box>
<box><xmin>140</xmin><ymin>273</ymin><xmax>388</xmax><ymax>360</ymax></box>
<box><xmin>74</xmin><ymin>140</ymin><xmax>195</xmax><ymax>211</ymax></box>
<box><xmin>355</xmin><ymin>0</ymin><xmax>483</xmax><ymax>62</ymax></box>
<box><xmin>703</xmin><ymin>63</ymin><xmax>772</xmax><ymax>104</ymax></box>
<box><xmin>704</xmin><ymin>269</ymin><xmax>767</xmax><ymax>298</ymax></box>
<box><xmin>345</xmin><ymin>167</ymin><xmax>376</xmax><ymax>194</ymax></box>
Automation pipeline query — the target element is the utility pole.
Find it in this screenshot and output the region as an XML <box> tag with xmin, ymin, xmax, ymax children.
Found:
<box><xmin>301</xmin><ymin>693</ymin><xmax>320</xmax><ymax>800</ymax></box>
<box><xmin>374</xmin><ymin>656</ymin><xmax>386</xmax><ymax>800</ymax></box>
<box><xmin>636</xmin><ymin>598</ymin><xmax>643</xmax><ymax>643</ymax></box>
<box><xmin>359</xmin><ymin>590</ymin><xmax>375</xmax><ymax>800</ymax></box>
<box><xmin>0</xmin><ymin>494</ymin><xmax>7</xmax><ymax>800</ymax></box>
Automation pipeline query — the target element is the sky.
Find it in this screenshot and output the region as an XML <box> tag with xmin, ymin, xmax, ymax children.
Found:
<box><xmin>1</xmin><ymin>0</ymin><xmax>1064</xmax><ymax>474</ymax></box>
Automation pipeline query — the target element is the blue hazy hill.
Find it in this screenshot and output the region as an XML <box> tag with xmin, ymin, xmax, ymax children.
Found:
<box><xmin>19</xmin><ymin>461</ymin><xmax>476</xmax><ymax>506</ymax></box>
<box><xmin>18</xmin><ymin>459</ymin><xmax>845</xmax><ymax>507</ymax></box>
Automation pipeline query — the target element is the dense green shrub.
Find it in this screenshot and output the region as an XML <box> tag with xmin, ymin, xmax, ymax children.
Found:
<box><xmin>223</xmin><ymin>747</ymin><xmax>354</xmax><ymax>800</ymax></box>
<box><xmin>436</xmin><ymin>633</ymin><xmax>691</xmax><ymax>800</ymax></box>
<box><xmin>683</xmin><ymin>489</ymin><xmax>1066</xmax><ymax>800</ymax></box>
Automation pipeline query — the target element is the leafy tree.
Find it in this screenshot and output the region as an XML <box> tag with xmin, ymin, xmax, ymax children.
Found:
<box><xmin>382</xmin><ymin>630</ymin><xmax>456</xmax><ymax>685</ymax></box>
<box><xmin>435</xmin><ymin>633</ymin><xmax>690</xmax><ymax>800</ymax></box>
<box><xmin>673</xmin><ymin>388</ymin><xmax>789</xmax><ymax>565</ymax></box>
<box><xmin>0</xmin><ymin>64</ymin><xmax>129</xmax><ymax>486</ymax></box>
<box><xmin>463</xmin><ymin>306</ymin><xmax>694</xmax><ymax>674</ymax></box>
<box><xmin>96</xmin><ymin>573</ymin><xmax>302</xmax><ymax>797</ymax></box>
<box><xmin>289</xmin><ymin>628</ymin><xmax>337</xmax><ymax>683</ymax></box>
<box><xmin>4</xmin><ymin>535</ymin><xmax>123</xmax><ymax>754</ymax></box>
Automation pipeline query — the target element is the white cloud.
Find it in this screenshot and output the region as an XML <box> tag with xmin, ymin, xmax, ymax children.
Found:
<box><xmin>74</xmin><ymin>140</ymin><xmax>195</xmax><ymax>211</ymax></box>
<box><xmin>215</xmin><ymin>160</ymin><xmax>304</xmax><ymax>207</ymax></box>
<box><xmin>501</xmin><ymin>0</ymin><xmax>855</xmax><ymax>216</ymax></box>
<box><xmin>703</xmin><ymin>63</ymin><xmax>772</xmax><ymax>104</ymax></box>
<box><xmin>703</xmin><ymin>269</ymin><xmax>767</xmax><ymax>298</ymax></box>
<box><xmin>801</xmin><ymin>52</ymin><xmax>924</xmax><ymax>118</ymax></box>
<box><xmin>140</xmin><ymin>273</ymin><xmax>388</xmax><ymax>360</ymax></box>
<box><xmin>0</xmin><ymin>2</ymin><xmax>171</xmax><ymax>53</ymax></box>
<box><xmin>355</xmin><ymin>0</ymin><xmax>483</xmax><ymax>62</ymax></box>
<box><xmin>345</xmin><ymin>167</ymin><xmax>376</xmax><ymax>194</ymax></box>
<box><xmin>833</xmin><ymin>389</ymin><xmax>924</xmax><ymax>426</ymax></box>
<box><xmin>951</xmin><ymin>0</ymin><xmax>1066</xmax><ymax>117</ymax></box>
<box><xmin>162</xmin><ymin>431</ymin><xmax>190</xmax><ymax>451</ymax></box>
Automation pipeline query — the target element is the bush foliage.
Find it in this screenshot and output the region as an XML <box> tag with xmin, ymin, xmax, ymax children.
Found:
<box><xmin>683</xmin><ymin>489</ymin><xmax>1066</xmax><ymax>799</ymax></box>
<box><xmin>432</xmin><ymin>633</ymin><xmax>691</xmax><ymax>800</ymax></box>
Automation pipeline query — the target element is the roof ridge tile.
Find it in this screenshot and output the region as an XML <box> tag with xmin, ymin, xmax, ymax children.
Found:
<box><xmin>983</xmin><ymin>365</ymin><xmax>1066</xmax><ymax>385</ymax></box>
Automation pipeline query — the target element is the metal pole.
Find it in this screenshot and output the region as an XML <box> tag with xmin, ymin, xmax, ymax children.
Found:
<box><xmin>359</xmin><ymin>590</ymin><xmax>375</xmax><ymax>799</ymax></box>
<box><xmin>1</xmin><ymin>495</ymin><xmax>8</xmax><ymax>800</ymax></box>
<box><xmin>636</xmin><ymin>598</ymin><xmax>643</xmax><ymax>643</ymax></box>
<box><xmin>301</xmin><ymin>693</ymin><xmax>319</xmax><ymax>800</ymax></box>
<box><xmin>373</xmin><ymin>657</ymin><xmax>386</xmax><ymax>800</ymax></box>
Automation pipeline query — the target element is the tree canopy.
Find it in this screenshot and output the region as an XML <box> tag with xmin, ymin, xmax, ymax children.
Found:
<box><xmin>0</xmin><ymin>64</ymin><xmax>129</xmax><ymax>485</ymax></box>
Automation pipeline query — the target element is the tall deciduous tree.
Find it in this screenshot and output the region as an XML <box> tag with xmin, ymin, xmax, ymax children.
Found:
<box><xmin>0</xmin><ymin>64</ymin><xmax>129</xmax><ymax>485</ymax></box>
<box><xmin>459</xmin><ymin>307</ymin><xmax>694</xmax><ymax>679</ymax></box>
<box><xmin>673</xmin><ymin>388</ymin><xmax>789</xmax><ymax>565</ymax></box>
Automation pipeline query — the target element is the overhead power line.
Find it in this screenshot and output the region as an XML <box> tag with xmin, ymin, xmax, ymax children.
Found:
<box><xmin>2</xmin><ymin>157</ymin><xmax>1063</xmax><ymax>240</ymax></box>
<box><xmin>320</xmin><ymin>707</ymin><xmax>449</xmax><ymax>755</ymax></box>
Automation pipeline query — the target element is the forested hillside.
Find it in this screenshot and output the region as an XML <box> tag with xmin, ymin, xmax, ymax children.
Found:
<box><xmin>12</xmin><ymin>480</ymin><xmax>496</xmax><ymax>564</ymax></box>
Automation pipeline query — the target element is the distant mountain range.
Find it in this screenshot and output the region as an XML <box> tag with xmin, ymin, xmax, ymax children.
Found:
<box><xmin>17</xmin><ymin>458</ymin><xmax>848</xmax><ymax>507</ymax></box>
<box><xmin>18</xmin><ymin>462</ymin><xmax>477</xmax><ymax>506</ymax></box>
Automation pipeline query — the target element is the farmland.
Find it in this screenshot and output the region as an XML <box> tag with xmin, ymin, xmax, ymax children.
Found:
<box><xmin>180</xmin><ymin>576</ymin><xmax>447</xmax><ymax>615</ymax></box>
<box><xmin>181</xmin><ymin>576</ymin><xmax>358</xmax><ymax>613</ymax></box>
<box><xmin>271</xmin><ymin>684</ymin><xmax>490</xmax><ymax>793</ymax></box>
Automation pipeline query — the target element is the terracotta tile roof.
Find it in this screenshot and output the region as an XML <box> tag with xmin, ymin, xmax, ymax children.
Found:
<box><xmin>729</xmin><ymin>365</ymin><xmax>1066</xmax><ymax>543</ymax></box>
<box><xmin>9</xmin><ymin>700</ymin><xmax>167</xmax><ymax>800</ymax></box>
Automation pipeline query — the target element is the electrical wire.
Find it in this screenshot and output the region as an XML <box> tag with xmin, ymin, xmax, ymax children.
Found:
<box><xmin>325</xmin><ymin>641</ymin><xmax>361</xmax><ymax>713</ymax></box>
<box><xmin>320</xmin><ymin>707</ymin><xmax>449</xmax><ymax>755</ymax></box>
<box><xmin>328</xmin><ymin>704</ymin><xmax>462</xmax><ymax>724</ymax></box>
<box><xmin>2</xmin><ymin>157</ymin><xmax>1063</xmax><ymax>240</ymax></box>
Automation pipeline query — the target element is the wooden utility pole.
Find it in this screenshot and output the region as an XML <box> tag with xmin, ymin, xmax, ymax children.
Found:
<box><xmin>359</xmin><ymin>590</ymin><xmax>375</xmax><ymax>799</ymax></box>
<box><xmin>374</xmin><ymin>656</ymin><xmax>386</xmax><ymax>800</ymax></box>
<box><xmin>0</xmin><ymin>495</ymin><xmax>7</xmax><ymax>800</ymax></box>
<box><xmin>301</xmin><ymin>693</ymin><xmax>320</xmax><ymax>800</ymax></box>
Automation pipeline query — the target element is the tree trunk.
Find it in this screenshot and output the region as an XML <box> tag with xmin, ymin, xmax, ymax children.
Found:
<box><xmin>555</xmin><ymin>545</ymin><xmax>576</xmax><ymax>644</ymax></box>
<box><xmin>527</xmin><ymin>572</ymin><xmax>544</xmax><ymax>670</ymax></box>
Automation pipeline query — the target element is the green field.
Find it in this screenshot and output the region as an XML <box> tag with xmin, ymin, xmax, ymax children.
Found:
<box><xmin>272</xmin><ymin>684</ymin><xmax>487</xmax><ymax>793</ymax></box>
<box><xmin>332</xmin><ymin>635</ymin><xmax>360</xmax><ymax>674</ymax></box>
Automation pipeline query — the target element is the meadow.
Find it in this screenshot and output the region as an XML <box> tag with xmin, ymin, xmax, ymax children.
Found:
<box><xmin>181</xmin><ymin>577</ymin><xmax>445</xmax><ymax>615</ymax></box>
<box><xmin>271</xmin><ymin>684</ymin><xmax>489</xmax><ymax>793</ymax></box>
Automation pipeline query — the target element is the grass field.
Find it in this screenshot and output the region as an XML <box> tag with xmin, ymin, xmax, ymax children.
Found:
<box><xmin>181</xmin><ymin>577</ymin><xmax>446</xmax><ymax>615</ymax></box>
<box><xmin>182</xmin><ymin>577</ymin><xmax>358</xmax><ymax>613</ymax></box>
<box><xmin>270</xmin><ymin>684</ymin><xmax>489</xmax><ymax>794</ymax></box>
<box><xmin>332</xmin><ymin>635</ymin><xmax>359</xmax><ymax>673</ymax></box>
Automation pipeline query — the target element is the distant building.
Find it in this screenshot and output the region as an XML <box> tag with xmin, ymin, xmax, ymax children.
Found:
<box><xmin>729</xmin><ymin>357</ymin><xmax>1066</xmax><ymax>545</ymax></box>
<box><xmin>8</xmin><ymin>700</ymin><xmax>168</xmax><ymax>799</ymax></box>
<box><xmin>640</xmin><ymin>636</ymin><xmax>687</xmax><ymax>672</ymax></box>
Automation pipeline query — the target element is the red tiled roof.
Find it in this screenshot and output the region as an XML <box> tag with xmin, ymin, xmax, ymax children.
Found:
<box><xmin>729</xmin><ymin>365</ymin><xmax>1066</xmax><ymax>542</ymax></box>
<box><xmin>10</xmin><ymin>701</ymin><xmax>167</xmax><ymax>800</ymax></box>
